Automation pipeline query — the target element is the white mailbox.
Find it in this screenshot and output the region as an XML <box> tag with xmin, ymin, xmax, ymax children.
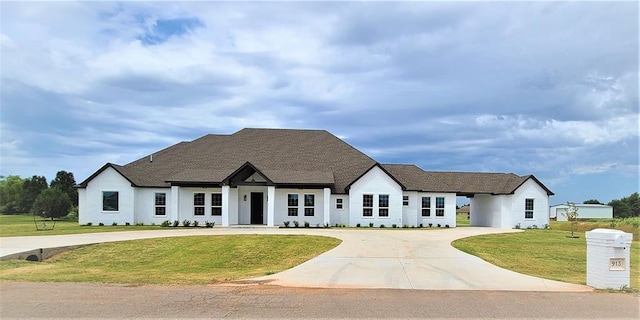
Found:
<box><xmin>585</xmin><ymin>229</ymin><xmax>633</xmax><ymax>289</ymax></box>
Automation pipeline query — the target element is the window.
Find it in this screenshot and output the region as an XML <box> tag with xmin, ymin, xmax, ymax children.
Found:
<box><xmin>525</xmin><ymin>198</ymin><xmax>534</xmax><ymax>219</ymax></box>
<box><xmin>379</xmin><ymin>194</ymin><xmax>389</xmax><ymax>217</ymax></box>
<box><xmin>288</xmin><ymin>194</ymin><xmax>299</xmax><ymax>206</ymax></box>
<box><xmin>194</xmin><ymin>193</ymin><xmax>205</xmax><ymax>216</ymax></box>
<box><xmin>421</xmin><ymin>197</ymin><xmax>430</xmax><ymax>217</ymax></box>
<box><xmin>304</xmin><ymin>194</ymin><xmax>315</xmax><ymax>216</ymax></box>
<box><xmin>288</xmin><ymin>194</ymin><xmax>298</xmax><ymax>216</ymax></box>
<box><xmin>154</xmin><ymin>193</ymin><xmax>166</xmax><ymax>216</ymax></box>
<box><xmin>211</xmin><ymin>193</ymin><xmax>222</xmax><ymax>216</ymax></box>
<box><xmin>436</xmin><ymin>197</ymin><xmax>445</xmax><ymax>217</ymax></box>
<box><xmin>363</xmin><ymin>194</ymin><xmax>373</xmax><ymax>216</ymax></box>
<box><xmin>336</xmin><ymin>198</ymin><xmax>343</xmax><ymax>210</ymax></box>
<box><xmin>403</xmin><ymin>195</ymin><xmax>409</xmax><ymax>206</ymax></box>
<box><xmin>103</xmin><ymin>191</ymin><xmax>119</xmax><ymax>211</ymax></box>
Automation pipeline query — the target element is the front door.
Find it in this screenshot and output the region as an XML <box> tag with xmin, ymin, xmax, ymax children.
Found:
<box><xmin>250</xmin><ymin>192</ymin><xmax>264</xmax><ymax>224</ymax></box>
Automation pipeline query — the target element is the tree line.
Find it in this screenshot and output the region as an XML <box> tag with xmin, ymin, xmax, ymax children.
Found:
<box><xmin>583</xmin><ymin>192</ymin><xmax>639</xmax><ymax>218</ymax></box>
<box><xmin>0</xmin><ymin>171</ymin><xmax>78</xmax><ymax>220</ymax></box>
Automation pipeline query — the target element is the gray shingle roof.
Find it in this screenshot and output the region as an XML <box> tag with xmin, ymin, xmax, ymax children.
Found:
<box><xmin>81</xmin><ymin>128</ymin><xmax>376</xmax><ymax>193</ymax></box>
<box><xmin>79</xmin><ymin>128</ymin><xmax>552</xmax><ymax>196</ymax></box>
<box><xmin>382</xmin><ymin>164</ymin><xmax>553</xmax><ymax>195</ymax></box>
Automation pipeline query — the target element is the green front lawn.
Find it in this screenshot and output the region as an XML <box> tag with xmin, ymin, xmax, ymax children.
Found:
<box><xmin>0</xmin><ymin>214</ymin><xmax>161</xmax><ymax>237</ymax></box>
<box><xmin>0</xmin><ymin>235</ymin><xmax>341</xmax><ymax>285</ymax></box>
<box><xmin>452</xmin><ymin>229</ymin><xmax>639</xmax><ymax>288</ymax></box>
<box><xmin>456</xmin><ymin>213</ymin><xmax>470</xmax><ymax>226</ymax></box>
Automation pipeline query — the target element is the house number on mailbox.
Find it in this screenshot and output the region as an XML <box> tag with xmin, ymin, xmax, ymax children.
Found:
<box><xmin>609</xmin><ymin>258</ymin><xmax>625</xmax><ymax>271</ymax></box>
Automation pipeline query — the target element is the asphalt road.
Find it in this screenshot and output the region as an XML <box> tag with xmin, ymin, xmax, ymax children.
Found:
<box><xmin>1</xmin><ymin>282</ymin><xmax>637</xmax><ymax>319</ymax></box>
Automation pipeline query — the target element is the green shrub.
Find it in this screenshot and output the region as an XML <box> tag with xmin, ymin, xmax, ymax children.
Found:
<box><xmin>445</xmin><ymin>224</ymin><xmax>450</xmax><ymax>228</ymax></box>
<box><xmin>380</xmin><ymin>224</ymin><xmax>385</xmax><ymax>228</ymax></box>
<box><xmin>172</xmin><ymin>220</ymin><xmax>179</xmax><ymax>227</ymax></box>
<box><xmin>437</xmin><ymin>224</ymin><xmax>441</xmax><ymax>228</ymax></box>
<box><xmin>369</xmin><ymin>222</ymin><xmax>374</xmax><ymax>228</ymax></box>
<box><xmin>283</xmin><ymin>221</ymin><xmax>290</xmax><ymax>228</ymax></box>
<box><xmin>293</xmin><ymin>220</ymin><xmax>299</xmax><ymax>227</ymax></box>
<box><xmin>356</xmin><ymin>223</ymin><xmax>361</xmax><ymax>228</ymax></box>
<box><xmin>125</xmin><ymin>222</ymin><xmax>130</xmax><ymax>226</ymax></box>
<box><xmin>161</xmin><ymin>220</ymin><xmax>171</xmax><ymax>227</ymax></box>
<box><xmin>182</xmin><ymin>220</ymin><xmax>191</xmax><ymax>227</ymax></box>
<box><xmin>304</xmin><ymin>221</ymin><xmax>310</xmax><ymax>228</ymax></box>
<box><xmin>85</xmin><ymin>222</ymin><xmax>92</xmax><ymax>226</ymax></box>
<box><xmin>428</xmin><ymin>223</ymin><xmax>432</xmax><ymax>227</ymax></box>
<box><xmin>193</xmin><ymin>220</ymin><xmax>199</xmax><ymax>227</ymax></box>
<box><xmin>112</xmin><ymin>222</ymin><xmax>118</xmax><ymax>226</ymax></box>
<box><xmin>392</xmin><ymin>224</ymin><xmax>397</xmax><ymax>228</ymax></box>
<box><xmin>66</xmin><ymin>206</ymin><xmax>79</xmax><ymax>221</ymax></box>
<box><xmin>98</xmin><ymin>222</ymin><xmax>104</xmax><ymax>226</ymax></box>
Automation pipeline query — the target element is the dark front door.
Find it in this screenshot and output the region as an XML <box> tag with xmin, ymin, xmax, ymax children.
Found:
<box><xmin>250</xmin><ymin>192</ymin><xmax>264</xmax><ymax>224</ymax></box>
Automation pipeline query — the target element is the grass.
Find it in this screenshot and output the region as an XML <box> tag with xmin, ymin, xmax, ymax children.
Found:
<box><xmin>1</xmin><ymin>214</ymin><xmax>162</xmax><ymax>237</ymax></box>
<box><xmin>452</xmin><ymin>229</ymin><xmax>639</xmax><ymax>288</ymax></box>
<box><xmin>550</xmin><ymin>219</ymin><xmax>640</xmax><ymax>241</ymax></box>
<box><xmin>0</xmin><ymin>235</ymin><xmax>341</xmax><ymax>285</ymax></box>
<box><xmin>456</xmin><ymin>213</ymin><xmax>470</xmax><ymax>226</ymax></box>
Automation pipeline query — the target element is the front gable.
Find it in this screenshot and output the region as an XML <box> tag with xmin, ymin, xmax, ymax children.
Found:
<box><xmin>78</xmin><ymin>163</ymin><xmax>136</xmax><ymax>188</ymax></box>
<box><xmin>223</xmin><ymin>162</ymin><xmax>273</xmax><ymax>186</ymax></box>
<box><xmin>346</xmin><ymin>164</ymin><xmax>406</xmax><ymax>192</ymax></box>
<box><xmin>348</xmin><ymin>165</ymin><xmax>404</xmax><ymax>227</ymax></box>
<box><xmin>511</xmin><ymin>175</ymin><xmax>554</xmax><ymax>196</ymax></box>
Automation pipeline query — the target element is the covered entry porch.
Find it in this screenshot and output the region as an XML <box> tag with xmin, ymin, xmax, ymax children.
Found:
<box><xmin>167</xmin><ymin>162</ymin><xmax>333</xmax><ymax>227</ymax></box>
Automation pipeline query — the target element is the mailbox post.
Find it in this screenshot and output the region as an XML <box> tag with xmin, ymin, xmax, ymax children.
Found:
<box><xmin>585</xmin><ymin>228</ymin><xmax>633</xmax><ymax>289</ymax></box>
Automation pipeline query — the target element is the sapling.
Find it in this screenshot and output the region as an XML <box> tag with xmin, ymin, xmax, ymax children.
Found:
<box><xmin>562</xmin><ymin>202</ymin><xmax>579</xmax><ymax>238</ymax></box>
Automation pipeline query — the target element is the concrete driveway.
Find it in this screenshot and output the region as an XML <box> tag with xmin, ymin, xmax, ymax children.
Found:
<box><xmin>0</xmin><ymin>227</ymin><xmax>591</xmax><ymax>291</ymax></box>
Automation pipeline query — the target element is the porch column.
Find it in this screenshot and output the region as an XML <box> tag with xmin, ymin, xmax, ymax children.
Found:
<box><xmin>323</xmin><ymin>188</ymin><xmax>331</xmax><ymax>226</ymax></box>
<box><xmin>267</xmin><ymin>186</ymin><xmax>275</xmax><ymax>227</ymax></box>
<box><xmin>171</xmin><ymin>186</ymin><xmax>180</xmax><ymax>222</ymax></box>
<box><xmin>222</xmin><ymin>185</ymin><xmax>230</xmax><ymax>227</ymax></box>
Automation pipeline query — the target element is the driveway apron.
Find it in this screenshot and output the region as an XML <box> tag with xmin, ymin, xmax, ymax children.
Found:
<box><xmin>0</xmin><ymin>227</ymin><xmax>591</xmax><ymax>291</ymax></box>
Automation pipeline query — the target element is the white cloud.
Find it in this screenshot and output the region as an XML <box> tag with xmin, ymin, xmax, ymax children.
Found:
<box><xmin>0</xmin><ymin>1</ymin><xmax>637</xmax><ymax>202</ymax></box>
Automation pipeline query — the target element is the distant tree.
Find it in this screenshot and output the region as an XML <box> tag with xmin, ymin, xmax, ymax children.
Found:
<box><xmin>0</xmin><ymin>175</ymin><xmax>25</xmax><ymax>214</ymax></box>
<box><xmin>19</xmin><ymin>175</ymin><xmax>48</xmax><ymax>213</ymax></box>
<box><xmin>32</xmin><ymin>188</ymin><xmax>71</xmax><ymax>220</ymax></box>
<box><xmin>50</xmin><ymin>171</ymin><xmax>78</xmax><ymax>206</ymax></box>
<box><xmin>562</xmin><ymin>202</ymin><xmax>579</xmax><ymax>238</ymax></box>
<box><xmin>583</xmin><ymin>199</ymin><xmax>602</xmax><ymax>205</ymax></box>
<box><xmin>608</xmin><ymin>192</ymin><xmax>639</xmax><ymax>218</ymax></box>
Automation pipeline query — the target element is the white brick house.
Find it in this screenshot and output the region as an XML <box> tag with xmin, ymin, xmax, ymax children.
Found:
<box><xmin>78</xmin><ymin>128</ymin><xmax>553</xmax><ymax>228</ymax></box>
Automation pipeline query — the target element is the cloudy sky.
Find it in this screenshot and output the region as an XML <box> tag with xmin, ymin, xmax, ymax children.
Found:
<box><xmin>1</xmin><ymin>1</ymin><xmax>638</xmax><ymax>205</ymax></box>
